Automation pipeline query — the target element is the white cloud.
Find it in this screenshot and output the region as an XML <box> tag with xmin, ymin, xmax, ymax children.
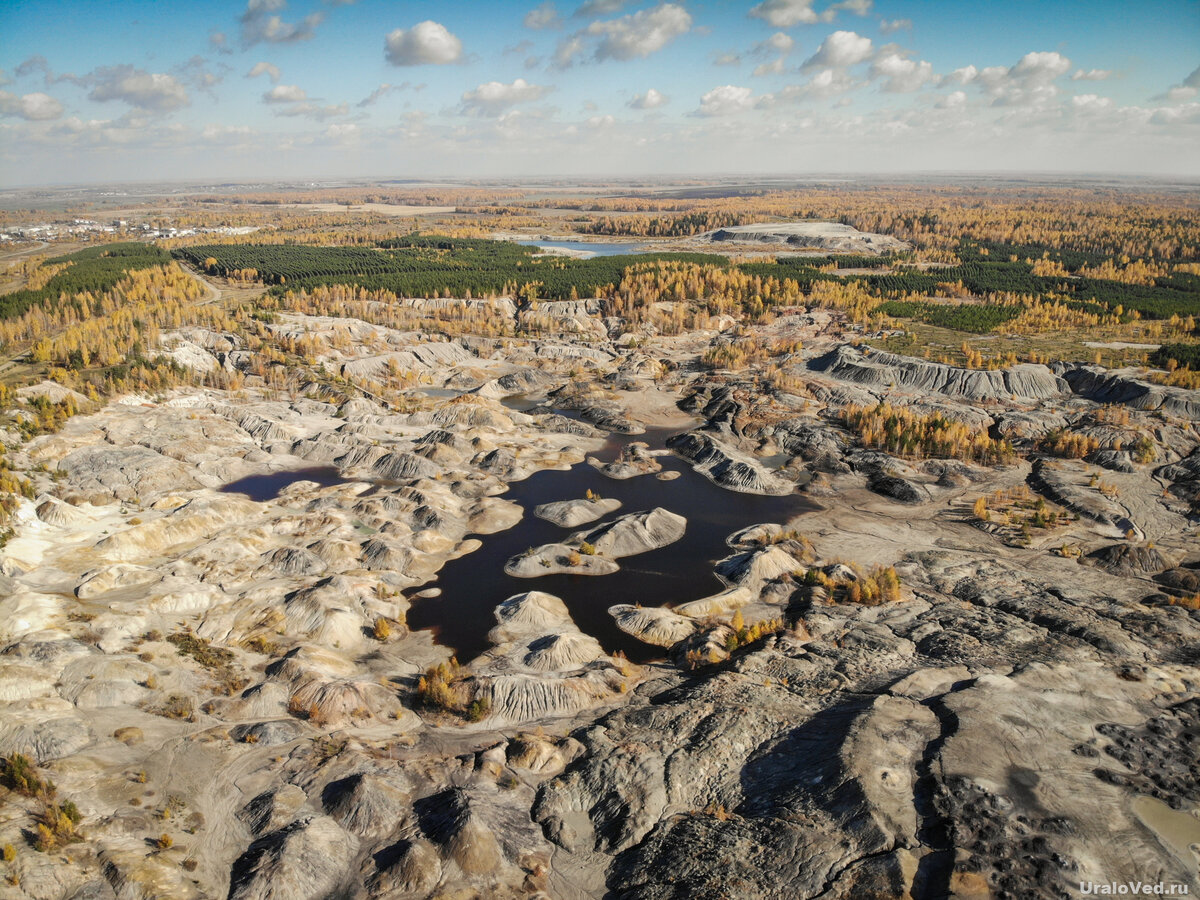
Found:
<box><xmin>763</xmin><ymin>32</ymin><xmax>795</xmax><ymax>53</ymax></box>
<box><xmin>1150</xmin><ymin>102</ymin><xmax>1200</xmax><ymax>126</ymax></box>
<box><xmin>264</xmin><ymin>84</ymin><xmax>308</xmax><ymax>103</ymax></box>
<box><xmin>771</xmin><ymin>67</ymin><xmax>857</xmax><ymax>102</ymax></box>
<box><xmin>556</xmin><ymin>3</ymin><xmax>690</xmax><ymax>66</ymax></box>
<box><xmin>385</xmin><ymin>21</ymin><xmax>463</xmax><ymax>66</ymax></box>
<box><xmin>754</xmin><ymin>59</ymin><xmax>787</xmax><ymax>77</ymax></box>
<box><xmin>749</xmin><ymin>0</ymin><xmax>824</xmax><ymax>27</ymax></box>
<box><xmin>358</xmin><ymin>82</ymin><xmax>411</xmax><ymax>107</ymax></box>
<box><xmin>714</xmin><ymin>52</ymin><xmax>742</xmax><ymax>66</ymax></box>
<box><xmin>0</xmin><ymin>90</ymin><xmax>64</xmax><ymax>121</ymax></box>
<box><xmin>802</xmin><ymin>31</ymin><xmax>873</xmax><ymax>69</ymax></box>
<box><xmin>525</xmin><ymin>2</ymin><xmax>562</xmax><ymax>30</ymax></box>
<box><xmin>879</xmin><ymin>18</ymin><xmax>911</xmax><ymax>34</ymax></box>
<box><xmin>1163</xmin><ymin>86</ymin><xmax>1198</xmax><ymax>102</ymax></box>
<box><xmin>1071</xmin><ymin>68</ymin><xmax>1110</xmax><ymax>81</ymax></box>
<box><xmin>276</xmin><ymin>102</ymin><xmax>349</xmax><ymax>120</ymax></box>
<box><xmin>88</xmin><ymin>66</ymin><xmax>190</xmax><ymax>112</ymax></box>
<box><xmin>947</xmin><ymin>51</ymin><xmax>1072</xmax><ymax>107</ymax></box>
<box><xmin>587</xmin><ymin>114</ymin><xmax>615</xmax><ymax>127</ymax></box>
<box><xmin>1184</xmin><ymin>65</ymin><xmax>1200</xmax><ymax>89</ymax></box>
<box><xmin>574</xmin><ymin>0</ymin><xmax>626</xmax><ymax>16</ymax></box>
<box><xmin>240</xmin><ymin>0</ymin><xmax>323</xmax><ymax>46</ymax></box>
<box><xmin>629</xmin><ymin>87</ymin><xmax>668</xmax><ymax>109</ymax></box>
<box><xmin>935</xmin><ymin>90</ymin><xmax>966</xmax><ymax>109</ymax></box>
<box><xmin>870</xmin><ymin>52</ymin><xmax>934</xmax><ymax>93</ymax></box>
<box><xmin>460</xmin><ymin>78</ymin><xmax>550</xmax><ymax>116</ymax></box>
<box><xmin>247</xmin><ymin>62</ymin><xmax>282</xmax><ymax>83</ymax></box>
<box><xmin>1071</xmin><ymin>94</ymin><xmax>1114</xmax><ymax>115</ymax></box>
<box><xmin>696</xmin><ymin>84</ymin><xmax>755</xmax><ymax>116</ymax></box>
<box><xmin>833</xmin><ymin>0</ymin><xmax>872</xmax><ymax>16</ymax></box>
<box><xmin>582</xmin><ymin>3</ymin><xmax>692</xmax><ymax>62</ymax></box>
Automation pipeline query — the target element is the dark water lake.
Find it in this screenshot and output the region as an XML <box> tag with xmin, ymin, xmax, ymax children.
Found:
<box><xmin>408</xmin><ymin>427</ymin><xmax>815</xmax><ymax>663</ymax></box>
<box><xmin>517</xmin><ymin>239</ymin><xmax>650</xmax><ymax>256</ymax></box>
<box><xmin>220</xmin><ymin>466</ymin><xmax>347</xmax><ymax>501</ymax></box>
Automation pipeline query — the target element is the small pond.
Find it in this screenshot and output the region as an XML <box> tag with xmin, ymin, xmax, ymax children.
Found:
<box><xmin>220</xmin><ymin>466</ymin><xmax>347</xmax><ymax>502</ymax></box>
<box><xmin>407</xmin><ymin>426</ymin><xmax>815</xmax><ymax>663</ymax></box>
<box><xmin>517</xmin><ymin>239</ymin><xmax>651</xmax><ymax>256</ymax></box>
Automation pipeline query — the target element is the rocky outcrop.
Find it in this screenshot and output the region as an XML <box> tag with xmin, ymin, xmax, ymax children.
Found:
<box><xmin>667</xmin><ymin>431</ymin><xmax>794</xmax><ymax>495</ymax></box>
<box><xmin>810</xmin><ymin>345</ymin><xmax>1069</xmax><ymax>402</ymax></box>
<box><xmin>587</xmin><ymin>442</ymin><xmax>663</xmax><ymax>479</ymax></box>
<box><xmin>1060</xmin><ymin>364</ymin><xmax>1200</xmax><ymax>419</ymax></box>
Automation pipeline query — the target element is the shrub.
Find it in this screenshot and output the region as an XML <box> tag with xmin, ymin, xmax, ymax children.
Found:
<box><xmin>372</xmin><ymin>617</ymin><xmax>391</xmax><ymax>641</ymax></box>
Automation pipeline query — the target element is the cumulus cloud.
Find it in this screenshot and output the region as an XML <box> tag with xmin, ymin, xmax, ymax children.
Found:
<box><xmin>385</xmin><ymin>21</ymin><xmax>463</xmax><ymax>66</ymax></box>
<box><xmin>751</xmin><ymin>31</ymin><xmax>794</xmax><ymax>77</ymax></box>
<box><xmin>587</xmin><ymin>114</ymin><xmax>615</xmax><ymax>127</ymax></box>
<box><xmin>714</xmin><ymin>52</ymin><xmax>742</xmax><ymax>66</ymax></box>
<box><xmin>247</xmin><ymin>61</ymin><xmax>282</xmax><ymax>83</ymax></box>
<box><xmin>801</xmin><ymin>31</ymin><xmax>873</xmax><ymax>69</ymax></box>
<box><xmin>749</xmin><ymin>0</ymin><xmax>825</xmax><ymax>27</ymax></box>
<box><xmin>1071</xmin><ymin>68</ymin><xmax>1110</xmax><ymax>81</ymax></box>
<box><xmin>263</xmin><ymin>84</ymin><xmax>308</xmax><ymax>103</ymax></box>
<box><xmin>935</xmin><ymin>90</ymin><xmax>966</xmax><ymax>109</ymax></box>
<box><xmin>770</xmin><ymin>67</ymin><xmax>857</xmax><ymax>102</ymax></box>
<box><xmin>870</xmin><ymin>52</ymin><xmax>934</xmax><ymax>92</ymax></box>
<box><xmin>210</xmin><ymin>32</ymin><xmax>233</xmax><ymax>54</ymax></box>
<box><xmin>525</xmin><ymin>2</ymin><xmax>562</xmax><ymax>30</ymax></box>
<box><xmin>879</xmin><ymin>18</ymin><xmax>911</xmax><ymax>34</ymax></box>
<box><xmin>574</xmin><ymin>0</ymin><xmax>626</xmax><ymax>16</ymax></box>
<box><xmin>1071</xmin><ymin>94</ymin><xmax>1114</xmax><ymax>115</ymax></box>
<box><xmin>1150</xmin><ymin>102</ymin><xmax>1200</xmax><ymax>126</ymax></box>
<box><xmin>556</xmin><ymin>3</ymin><xmax>691</xmax><ymax>66</ymax></box>
<box><xmin>696</xmin><ymin>84</ymin><xmax>756</xmax><ymax>116</ymax></box>
<box><xmin>88</xmin><ymin>66</ymin><xmax>190</xmax><ymax>112</ymax></box>
<box><xmin>629</xmin><ymin>87</ymin><xmax>668</xmax><ymax>109</ymax></box>
<box><xmin>946</xmin><ymin>51</ymin><xmax>1072</xmax><ymax>107</ymax></box>
<box><xmin>460</xmin><ymin>78</ymin><xmax>549</xmax><ymax>116</ymax></box>
<box><xmin>357</xmin><ymin>82</ymin><xmax>412</xmax><ymax>107</ymax></box>
<box><xmin>0</xmin><ymin>90</ymin><xmax>64</xmax><ymax>121</ymax></box>
<box><xmin>240</xmin><ymin>0</ymin><xmax>323</xmax><ymax>46</ymax></box>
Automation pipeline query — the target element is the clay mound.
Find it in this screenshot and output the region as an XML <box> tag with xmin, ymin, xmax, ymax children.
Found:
<box><xmin>322</xmin><ymin>773</ymin><xmax>410</xmax><ymax>837</ymax></box>
<box><xmin>228</xmin><ymin>815</ymin><xmax>358</xmax><ymax>900</ymax></box>
<box><xmin>504</xmin><ymin>544</ymin><xmax>620</xmax><ymax>578</ymax></box>
<box><xmin>483</xmin><ymin>671</ymin><xmax>619</xmax><ymax>723</ymax></box>
<box><xmin>0</xmin><ymin>714</ymin><xmax>91</xmax><ymax>763</ymax></box>
<box><xmin>568</xmin><ymin>508</ymin><xmax>687</xmax><ymax>558</ymax></box>
<box><xmin>261</xmin><ymin>546</ymin><xmax>328</xmax><ymax>577</ymax></box>
<box><xmin>494</xmin><ymin>591</ymin><xmax>572</xmax><ymax>632</ymax></box>
<box><xmin>534</xmin><ymin>497</ymin><xmax>622</xmax><ymax>528</ymax></box>
<box><xmin>237</xmin><ymin>785</ymin><xmax>309</xmax><ymax>837</ymax></box>
<box><xmin>75</xmin><ymin>563</ymin><xmax>161</xmax><ymax>599</ymax></box>
<box><xmin>701</xmin><ymin>222</ymin><xmax>909</xmax><ymax>254</ymax></box>
<box><xmin>35</xmin><ymin>495</ymin><xmax>96</xmax><ymax>527</ymax></box>
<box><xmin>1086</xmin><ymin>543</ymin><xmax>1177</xmax><ymax>575</ymax></box>
<box><xmin>810</xmin><ymin>345</ymin><xmax>1068</xmax><ymax>403</ymax></box>
<box><xmin>288</xmin><ymin>678</ymin><xmax>390</xmax><ymax>727</ymax></box>
<box><xmin>523</xmin><ymin>632</ymin><xmax>605</xmax><ymax>671</ymax></box>
<box><xmin>230</xmin><ymin>719</ymin><xmax>312</xmax><ymax>746</ymax></box>
<box><xmin>609</xmin><ymin>604</ymin><xmax>696</xmax><ymax>647</ymax></box>
<box><xmin>667</xmin><ymin>431</ymin><xmax>794</xmax><ymax>495</ymax></box>
<box><xmin>373</xmin><ymin>839</ymin><xmax>441</xmax><ymax>895</ymax></box>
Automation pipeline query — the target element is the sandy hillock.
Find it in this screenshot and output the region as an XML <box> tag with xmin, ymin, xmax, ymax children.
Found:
<box><xmin>699</xmin><ymin>221</ymin><xmax>909</xmax><ymax>254</ymax></box>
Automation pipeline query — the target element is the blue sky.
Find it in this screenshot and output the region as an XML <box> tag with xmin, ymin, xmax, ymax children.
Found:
<box><xmin>1</xmin><ymin>0</ymin><xmax>1198</xmax><ymax>185</ymax></box>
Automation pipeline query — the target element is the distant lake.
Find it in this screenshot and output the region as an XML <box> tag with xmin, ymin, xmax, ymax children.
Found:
<box><xmin>517</xmin><ymin>239</ymin><xmax>650</xmax><ymax>256</ymax></box>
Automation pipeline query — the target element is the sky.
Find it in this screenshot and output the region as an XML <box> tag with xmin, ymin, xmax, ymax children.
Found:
<box><xmin>1</xmin><ymin>0</ymin><xmax>1198</xmax><ymax>186</ymax></box>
